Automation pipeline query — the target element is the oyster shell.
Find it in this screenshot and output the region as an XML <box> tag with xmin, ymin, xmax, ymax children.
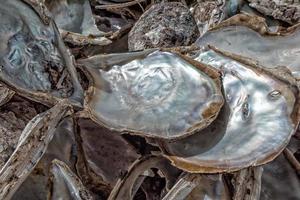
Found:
<box><xmin>159</xmin><ymin>48</ymin><xmax>298</xmax><ymax>172</ymax></box>
<box><xmin>45</xmin><ymin>0</ymin><xmax>111</xmax><ymax>47</ymax></box>
<box><xmin>162</xmin><ymin>173</ymin><xmax>229</xmax><ymax>200</ymax></box>
<box><xmin>0</xmin><ymin>85</ymin><xmax>14</xmax><ymax>107</ymax></box>
<box><xmin>248</xmin><ymin>0</ymin><xmax>300</xmax><ymax>24</ymax></box>
<box><xmin>48</xmin><ymin>159</ymin><xmax>94</xmax><ymax>200</ymax></box>
<box><xmin>0</xmin><ymin>0</ymin><xmax>84</xmax><ymax>106</ymax></box>
<box><xmin>0</xmin><ymin>100</ymin><xmax>72</xmax><ymax>200</ymax></box>
<box><xmin>108</xmin><ymin>155</ymin><xmax>180</xmax><ymax>200</ymax></box>
<box><xmin>128</xmin><ymin>2</ymin><xmax>199</xmax><ymax>51</ymax></box>
<box><xmin>81</xmin><ymin>50</ymin><xmax>223</xmax><ymax>140</ymax></box>
<box><xmin>12</xmin><ymin>117</ymin><xmax>77</xmax><ymax>200</ymax></box>
<box><xmin>230</xmin><ymin>167</ymin><xmax>263</xmax><ymax>200</ymax></box>
<box><xmin>0</xmin><ymin>95</ymin><xmax>47</xmax><ymax>169</ymax></box>
<box><xmin>45</xmin><ymin>0</ymin><xmax>101</xmax><ymax>36</ymax></box>
<box><xmin>196</xmin><ymin>14</ymin><xmax>300</xmax><ymax>78</ymax></box>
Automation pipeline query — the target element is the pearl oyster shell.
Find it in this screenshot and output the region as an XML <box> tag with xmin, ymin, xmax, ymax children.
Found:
<box><xmin>0</xmin><ymin>100</ymin><xmax>72</xmax><ymax>200</ymax></box>
<box><xmin>159</xmin><ymin>49</ymin><xmax>298</xmax><ymax>173</ymax></box>
<box><xmin>81</xmin><ymin>50</ymin><xmax>223</xmax><ymax>140</ymax></box>
<box><xmin>0</xmin><ymin>0</ymin><xmax>83</xmax><ymax>106</ymax></box>
<box><xmin>197</xmin><ymin>14</ymin><xmax>300</xmax><ymax>79</ymax></box>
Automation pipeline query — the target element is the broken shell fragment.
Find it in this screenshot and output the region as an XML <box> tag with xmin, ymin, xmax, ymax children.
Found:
<box><xmin>230</xmin><ymin>167</ymin><xmax>263</xmax><ymax>200</ymax></box>
<box><xmin>0</xmin><ymin>0</ymin><xmax>84</xmax><ymax>106</ymax></box>
<box><xmin>0</xmin><ymin>100</ymin><xmax>72</xmax><ymax>200</ymax></box>
<box><xmin>108</xmin><ymin>155</ymin><xmax>180</xmax><ymax>200</ymax></box>
<box><xmin>49</xmin><ymin>159</ymin><xmax>94</xmax><ymax>200</ymax></box>
<box><xmin>192</xmin><ymin>0</ymin><xmax>226</xmax><ymax>35</ymax></box>
<box><xmin>0</xmin><ymin>85</ymin><xmax>14</xmax><ymax>107</ymax></box>
<box><xmin>12</xmin><ymin>117</ymin><xmax>77</xmax><ymax>200</ymax></box>
<box><xmin>196</xmin><ymin>14</ymin><xmax>300</xmax><ymax>78</ymax></box>
<box><xmin>248</xmin><ymin>0</ymin><xmax>300</xmax><ymax>24</ymax></box>
<box><xmin>162</xmin><ymin>173</ymin><xmax>229</xmax><ymax>200</ymax></box>
<box><xmin>82</xmin><ymin>50</ymin><xmax>223</xmax><ymax>140</ymax></box>
<box><xmin>128</xmin><ymin>2</ymin><xmax>199</xmax><ymax>51</ymax></box>
<box><xmin>45</xmin><ymin>0</ymin><xmax>111</xmax><ymax>47</ymax></box>
<box><xmin>0</xmin><ymin>95</ymin><xmax>47</xmax><ymax>169</ymax></box>
<box><xmin>159</xmin><ymin>49</ymin><xmax>298</xmax><ymax>173</ymax></box>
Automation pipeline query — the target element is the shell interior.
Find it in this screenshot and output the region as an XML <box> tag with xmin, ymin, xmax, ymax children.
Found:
<box><xmin>161</xmin><ymin>49</ymin><xmax>296</xmax><ymax>172</ymax></box>
<box><xmin>86</xmin><ymin>50</ymin><xmax>223</xmax><ymax>139</ymax></box>
<box><xmin>197</xmin><ymin>23</ymin><xmax>300</xmax><ymax>78</ymax></box>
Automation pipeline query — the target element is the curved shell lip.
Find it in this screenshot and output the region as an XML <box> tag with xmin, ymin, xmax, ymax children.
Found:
<box><xmin>209</xmin><ymin>45</ymin><xmax>300</xmax><ymax>126</ymax></box>
<box><xmin>158</xmin><ymin>47</ymin><xmax>300</xmax><ymax>173</ymax></box>
<box><xmin>205</xmin><ymin>13</ymin><xmax>300</xmax><ymax>37</ymax></box>
<box><xmin>163</xmin><ymin>140</ymin><xmax>289</xmax><ymax>173</ymax></box>
<box><xmin>0</xmin><ymin>77</ymin><xmax>83</xmax><ymax>109</ymax></box>
<box><xmin>0</xmin><ymin>0</ymin><xmax>84</xmax><ymax>109</ymax></box>
<box><xmin>82</xmin><ymin>49</ymin><xmax>224</xmax><ymax>141</ymax></box>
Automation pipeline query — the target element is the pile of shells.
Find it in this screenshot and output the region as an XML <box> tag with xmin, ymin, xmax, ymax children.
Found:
<box><xmin>0</xmin><ymin>0</ymin><xmax>299</xmax><ymax>199</ymax></box>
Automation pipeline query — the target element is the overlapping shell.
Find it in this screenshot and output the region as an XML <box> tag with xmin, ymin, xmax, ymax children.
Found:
<box><xmin>158</xmin><ymin>48</ymin><xmax>298</xmax><ymax>172</ymax></box>
<box><xmin>197</xmin><ymin>14</ymin><xmax>300</xmax><ymax>78</ymax></box>
<box><xmin>81</xmin><ymin>50</ymin><xmax>224</xmax><ymax>140</ymax></box>
<box><xmin>0</xmin><ymin>0</ymin><xmax>83</xmax><ymax>106</ymax></box>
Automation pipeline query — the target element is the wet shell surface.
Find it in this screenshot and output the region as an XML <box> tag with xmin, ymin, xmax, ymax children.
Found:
<box><xmin>0</xmin><ymin>0</ymin><xmax>83</xmax><ymax>105</ymax></box>
<box><xmin>197</xmin><ymin>14</ymin><xmax>300</xmax><ymax>78</ymax></box>
<box><xmin>83</xmin><ymin>50</ymin><xmax>224</xmax><ymax>140</ymax></box>
<box><xmin>160</xmin><ymin>49</ymin><xmax>298</xmax><ymax>172</ymax></box>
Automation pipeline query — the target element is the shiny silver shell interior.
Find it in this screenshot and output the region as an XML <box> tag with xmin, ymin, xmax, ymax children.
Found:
<box><xmin>197</xmin><ymin>13</ymin><xmax>300</xmax><ymax>79</ymax></box>
<box><xmin>158</xmin><ymin>48</ymin><xmax>299</xmax><ymax>173</ymax></box>
<box><xmin>80</xmin><ymin>50</ymin><xmax>224</xmax><ymax>140</ymax></box>
<box><xmin>0</xmin><ymin>0</ymin><xmax>84</xmax><ymax>106</ymax></box>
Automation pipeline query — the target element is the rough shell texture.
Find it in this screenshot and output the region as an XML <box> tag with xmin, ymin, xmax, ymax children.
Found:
<box><xmin>192</xmin><ymin>0</ymin><xmax>226</xmax><ymax>35</ymax></box>
<box><xmin>248</xmin><ymin>0</ymin><xmax>300</xmax><ymax>24</ymax></box>
<box><xmin>160</xmin><ymin>49</ymin><xmax>297</xmax><ymax>173</ymax></box>
<box><xmin>0</xmin><ymin>100</ymin><xmax>72</xmax><ymax>200</ymax></box>
<box><xmin>196</xmin><ymin>14</ymin><xmax>300</xmax><ymax>78</ymax></box>
<box><xmin>84</xmin><ymin>50</ymin><xmax>223</xmax><ymax>140</ymax></box>
<box><xmin>0</xmin><ymin>96</ymin><xmax>46</xmax><ymax>169</ymax></box>
<box><xmin>12</xmin><ymin>117</ymin><xmax>76</xmax><ymax>200</ymax></box>
<box><xmin>128</xmin><ymin>2</ymin><xmax>199</xmax><ymax>51</ymax></box>
<box><xmin>48</xmin><ymin>159</ymin><xmax>94</xmax><ymax>200</ymax></box>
